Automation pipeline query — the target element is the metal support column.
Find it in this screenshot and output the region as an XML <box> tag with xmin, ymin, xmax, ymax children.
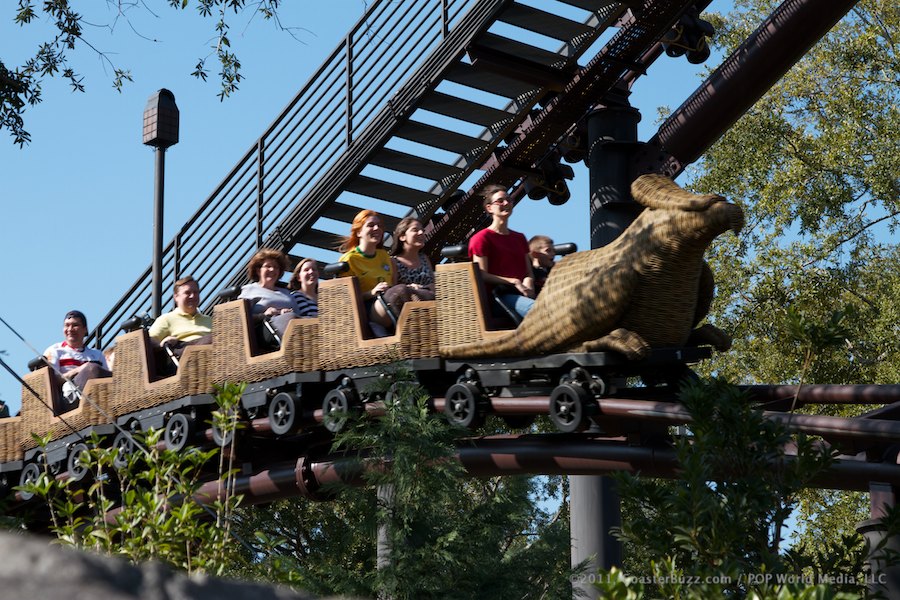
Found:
<box><xmin>377</xmin><ymin>483</ymin><xmax>394</xmax><ymax>600</ymax></box>
<box><xmin>857</xmin><ymin>482</ymin><xmax>900</xmax><ymax>598</ymax></box>
<box><xmin>570</xmin><ymin>474</ymin><xmax>622</xmax><ymax>597</ymax></box>
<box><xmin>570</xmin><ymin>102</ymin><xmax>642</xmax><ymax>599</ymax></box>
<box><xmin>588</xmin><ymin>104</ymin><xmax>643</xmax><ymax>247</ymax></box>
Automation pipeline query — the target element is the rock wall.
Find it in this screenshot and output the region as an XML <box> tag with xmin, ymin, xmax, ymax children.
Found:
<box><xmin>0</xmin><ymin>530</ymin><xmax>342</xmax><ymax>600</ymax></box>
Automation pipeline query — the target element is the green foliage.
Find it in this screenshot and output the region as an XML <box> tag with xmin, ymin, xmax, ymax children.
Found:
<box><xmin>791</xmin><ymin>489</ymin><xmax>869</xmax><ymax>556</ymax></box>
<box><xmin>695</xmin><ymin>0</ymin><xmax>900</xmax><ymax>386</ymax></box>
<box><xmin>780</xmin><ymin>305</ymin><xmax>853</xmax><ymax>417</ymax></box>
<box><xmin>695</xmin><ymin>0</ymin><xmax>899</xmax><ymax>239</ymax></box>
<box><xmin>336</xmin><ymin>368</ymin><xmax>574</xmax><ymax>599</ymax></box>
<box><xmin>231</xmin><ymin>367</ymin><xmax>574</xmax><ymax>599</ymax></box>
<box><xmin>691</xmin><ymin>0</ymin><xmax>900</xmax><ymax>553</ymax></box>
<box><xmin>595</xmin><ymin>560</ymin><xmax>859</xmax><ymax>600</ymax></box>
<box><xmin>4</xmin><ymin>1</ymin><xmax>297</xmax><ymax>145</ymax></box>
<box><xmin>230</xmin><ymin>493</ymin><xmax>380</xmax><ymax>596</ymax></box>
<box><xmin>614</xmin><ymin>381</ymin><xmax>834</xmax><ymax>590</ymax></box>
<box><xmin>16</xmin><ymin>382</ymin><xmax>246</xmax><ymax>575</ymax></box>
<box><xmin>608</xmin><ymin>377</ymin><xmax>900</xmax><ymax>598</ymax></box>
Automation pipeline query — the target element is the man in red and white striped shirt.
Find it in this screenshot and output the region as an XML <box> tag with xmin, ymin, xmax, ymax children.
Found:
<box><xmin>43</xmin><ymin>310</ymin><xmax>111</xmax><ymax>406</ymax></box>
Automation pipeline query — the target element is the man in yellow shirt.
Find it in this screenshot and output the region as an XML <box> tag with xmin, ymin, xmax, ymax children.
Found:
<box><xmin>148</xmin><ymin>276</ymin><xmax>213</xmax><ymax>358</ymax></box>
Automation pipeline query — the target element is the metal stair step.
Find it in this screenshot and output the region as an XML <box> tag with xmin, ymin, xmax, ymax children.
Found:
<box><xmin>444</xmin><ymin>62</ymin><xmax>537</xmax><ymax>99</ymax></box>
<box><xmin>467</xmin><ymin>40</ymin><xmax>574</xmax><ymax>91</ymax></box>
<box><xmin>321</xmin><ymin>201</ymin><xmax>401</xmax><ymax>230</ymax></box>
<box><xmin>476</xmin><ymin>32</ymin><xmax>569</xmax><ymax>66</ymax></box>
<box><xmin>394</xmin><ymin>120</ymin><xmax>488</xmax><ymax>155</ymax></box>
<box><xmin>558</xmin><ymin>0</ymin><xmax>622</xmax><ymax>11</ymax></box>
<box><xmin>345</xmin><ymin>175</ymin><xmax>438</xmax><ymax>207</ymax></box>
<box><xmin>418</xmin><ymin>92</ymin><xmax>516</xmax><ymax>128</ymax></box>
<box><xmin>369</xmin><ymin>148</ymin><xmax>463</xmax><ymax>181</ymax></box>
<box><xmin>298</xmin><ymin>228</ymin><xmax>342</xmax><ymax>252</ymax></box>
<box><xmin>498</xmin><ymin>3</ymin><xmax>594</xmax><ymax>42</ymax></box>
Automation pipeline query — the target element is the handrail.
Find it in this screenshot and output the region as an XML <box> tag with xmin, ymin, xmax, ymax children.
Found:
<box><xmin>89</xmin><ymin>0</ymin><xmax>470</xmax><ymax>348</ymax></box>
<box><xmin>88</xmin><ymin>0</ymin><xmax>621</xmax><ymax>349</ymax></box>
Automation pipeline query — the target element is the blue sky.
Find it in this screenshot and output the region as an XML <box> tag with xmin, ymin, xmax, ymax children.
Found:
<box><xmin>0</xmin><ymin>1</ymin><xmax>731</xmax><ymax>412</ymax></box>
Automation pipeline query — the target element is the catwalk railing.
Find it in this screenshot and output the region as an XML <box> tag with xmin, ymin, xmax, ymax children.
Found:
<box><xmin>88</xmin><ymin>0</ymin><xmax>474</xmax><ymax>348</ymax></box>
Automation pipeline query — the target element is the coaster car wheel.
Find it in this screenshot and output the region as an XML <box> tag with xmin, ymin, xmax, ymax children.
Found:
<box><xmin>269</xmin><ymin>392</ymin><xmax>298</xmax><ymax>436</ymax></box>
<box><xmin>112</xmin><ymin>432</ymin><xmax>134</xmax><ymax>469</ymax></box>
<box><xmin>385</xmin><ymin>381</ymin><xmax>420</xmax><ymax>406</ymax></box>
<box><xmin>18</xmin><ymin>463</ymin><xmax>42</xmax><ymax>500</ymax></box>
<box><xmin>36</xmin><ymin>451</ymin><xmax>61</xmax><ymax>476</ymax></box>
<box><xmin>212</xmin><ymin>409</ymin><xmax>240</xmax><ymax>447</ymax></box>
<box><xmin>443</xmin><ymin>383</ymin><xmax>484</xmax><ymax>429</ymax></box>
<box><xmin>67</xmin><ymin>443</ymin><xmax>91</xmax><ymax>482</ymax></box>
<box><xmin>212</xmin><ymin>423</ymin><xmax>234</xmax><ymax>447</ymax></box>
<box><xmin>549</xmin><ymin>383</ymin><xmax>592</xmax><ymax>433</ymax></box>
<box><xmin>164</xmin><ymin>413</ymin><xmax>194</xmax><ymax>451</ymax></box>
<box><xmin>112</xmin><ymin>431</ymin><xmax>136</xmax><ymax>469</ymax></box>
<box><xmin>322</xmin><ymin>388</ymin><xmax>358</xmax><ymax>433</ymax></box>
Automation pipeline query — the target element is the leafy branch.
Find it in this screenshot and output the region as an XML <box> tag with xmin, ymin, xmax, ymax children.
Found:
<box><xmin>3</xmin><ymin>0</ymin><xmax>304</xmax><ymax>145</ymax></box>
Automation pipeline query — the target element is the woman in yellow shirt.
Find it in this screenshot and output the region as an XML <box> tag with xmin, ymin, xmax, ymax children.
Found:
<box><xmin>338</xmin><ymin>210</ymin><xmax>398</xmax><ymax>330</ymax></box>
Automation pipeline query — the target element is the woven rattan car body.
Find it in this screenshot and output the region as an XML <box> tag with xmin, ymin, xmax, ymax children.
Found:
<box><xmin>0</xmin><ymin>175</ymin><xmax>741</xmax><ymax>502</ymax></box>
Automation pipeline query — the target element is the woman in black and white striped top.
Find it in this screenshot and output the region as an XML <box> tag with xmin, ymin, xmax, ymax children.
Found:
<box><xmin>288</xmin><ymin>257</ymin><xmax>319</xmax><ymax>317</ymax></box>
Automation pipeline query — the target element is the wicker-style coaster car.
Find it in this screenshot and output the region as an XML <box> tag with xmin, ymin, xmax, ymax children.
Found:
<box><xmin>4</xmin><ymin>169</ymin><xmax>743</xmax><ymax>503</ymax></box>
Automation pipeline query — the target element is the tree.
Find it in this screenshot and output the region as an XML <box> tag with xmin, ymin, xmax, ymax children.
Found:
<box><xmin>3</xmin><ymin>0</ymin><xmax>301</xmax><ymax>146</ymax></box>
<box><xmin>228</xmin><ymin>492</ymin><xmax>381</xmax><ymax>596</ymax></box>
<box><xmin>688</xmin><ymin>0</ymin><xmax>900</xmax><ymax>551</ymax></box>
<box><xmin>230</xmin><ymin>371</ymin><xmax>574</xmax><ymax>599</ymax></box>
<box><xmin>597</xmin><ymin>379</ymin><xmax>894</xmax><ymax>599</ymax></box>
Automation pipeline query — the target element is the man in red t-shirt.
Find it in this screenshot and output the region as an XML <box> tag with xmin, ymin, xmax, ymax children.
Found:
<box><xmin>468</xmin><ymin>184</ymin><xmax>535</xmax><ymax>319</ymax></box>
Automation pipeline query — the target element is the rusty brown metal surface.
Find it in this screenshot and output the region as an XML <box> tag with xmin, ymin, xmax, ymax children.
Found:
<box><xmin>432</xmin><ymin>396</ymin><xmax>553</xmax><ymax>414</ymax></box>
<box><xmin>744</xmin><ymin>384</ymin><xmax>900</xmax><ymax>407</ymax></box>
<box><xmin>140</xmin><ymin>382</ymin><xmax>900</xmax><ymax>511</ymax></box>
<box><xmin>208</xmin><ymin>434</ymin><xmax>900</xmax><ymax>508</ymax></box>
<box><xmin>424</xmin><ymin>0</ymin><xmax>711</xmax><ymax>256</ymax></box>
<box><xmin>597</xmin><ymin>396</ymin><xmax>900</xmax><ymax>446</ymax></box>
<box><xmin>647</xmin><ymin>0</ymin><xmax>861</xmax><ymax>175</ymax></box>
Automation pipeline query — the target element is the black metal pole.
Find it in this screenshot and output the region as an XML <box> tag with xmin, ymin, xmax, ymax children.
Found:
<box><xmin>152</xmin><ymin>147</ymin><xmax>166</xmax><ymax>318</ymax></box>
<box><xmin>142</xmin><ymin>88</ymin><xmax>179</xmax><ymax>317</ymax></box>
<box><xmin>567</xmin><ymin>101</ymin><xmax>644</xmax><ymax>600</ymax></box>
<box><xmin>588</xmin><ymin>104</ymin><xmax>643</xmax><ymax>247</ymax></box>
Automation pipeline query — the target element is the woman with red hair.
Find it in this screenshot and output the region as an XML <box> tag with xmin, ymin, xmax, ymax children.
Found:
<box><xmin>337</xmin><ymin>210</ymin><xmax>401</xmax><ymax>332</ymax></box>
